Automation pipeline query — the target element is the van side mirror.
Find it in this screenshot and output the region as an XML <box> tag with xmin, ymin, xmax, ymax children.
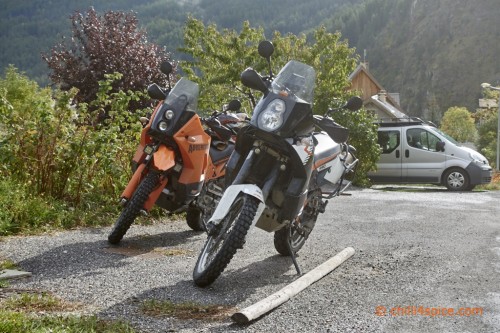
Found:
<box><xmin>436</xmin><ymin>141</ymin><xmax>445</xmax><ymax>152</ymax></box>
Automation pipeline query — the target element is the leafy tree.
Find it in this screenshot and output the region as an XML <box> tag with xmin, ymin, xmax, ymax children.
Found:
<box><xmin>440</xmin><ymin>106</ymin><xmax>477</xmax><ymax>143</ymax></box>
<box><xmin>42</xmin><ymin>7</ymin><xmax>172</xmax><ymax>109</ymax></box>
<box><xmin>476</xmin><ymin>112</ymin><xmax>497</xmax><ymax>169</ymax></box>
<box><xmin>180</xmin><ymin>17</ymin><xmax>379</xmax><ymax>185</ymax></box>
<box><xmin>475</xmin><ymin>90</ymin><xmax>498</xmax><ymax>168</ymax></box>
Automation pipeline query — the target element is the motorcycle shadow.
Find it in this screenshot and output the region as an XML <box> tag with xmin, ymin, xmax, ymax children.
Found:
<box><xmin>212</xmin><ymin>254</ymin><xmax>297</xmax><ymax>293</ymax></box>
<box><xmin>109</xmin><ymin>229</ymin><xmax>203</xmax><ymax>252</ymax></box>
<box><xmin>14</xmin><ymin>228</ymin><xmax>202</xmax><ymax>282</ymax></box>
<box><xmin>99</xmin><ymin>254</ymin><xmax>296</xmax><ymax>329</ymax></box>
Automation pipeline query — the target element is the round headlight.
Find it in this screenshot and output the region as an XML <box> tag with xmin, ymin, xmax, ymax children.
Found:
<box><xmin>158</xmin><ymin>121</ymin><xmax>168</xmax><ymax>131</ymax></box>
<box><xmin>270</xmin><ymin>99</ymin><xmax>286</xmax><ymax>112</ymax></box>
<box><xmin>164</xmin><ymin>110</ymin><xmax>174</xmax><ymax>120</ymax></box>
<box><xmin>257</xmin><ymin>99</ymin><xmax>286</xmax><ymax>131</ymax></box>
<box><xmin>258</xmin><ymin>110</ymin><xmax>283</xmax><ymax>131</ymax></box>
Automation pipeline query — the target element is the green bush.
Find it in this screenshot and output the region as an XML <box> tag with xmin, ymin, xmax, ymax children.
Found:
<box><xmin>476</xmin><ymin>111</ymin><xmax>498</xmax><ymax>169</ymax></box>
<box><xmin>0</xmin><ymin>178</ymin><xmax>70</xmax><ymax>235</ymax></box>
<box><xmin>0</xmin><ymin>67</ymin><xmax>148</xmax><ymax>234</ymax></box>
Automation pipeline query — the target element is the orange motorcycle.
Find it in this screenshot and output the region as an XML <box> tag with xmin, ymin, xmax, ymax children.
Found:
<box><xmin>108</xmin><ymin>63</ymin><xmax>242</xmax><ymax>244</ymax></box>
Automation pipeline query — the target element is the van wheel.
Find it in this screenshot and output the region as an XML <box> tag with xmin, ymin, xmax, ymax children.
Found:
<box><xmin>443</xmin><ymin>168</ymin><xmax>470</xmax><ymax>191</ymax></box>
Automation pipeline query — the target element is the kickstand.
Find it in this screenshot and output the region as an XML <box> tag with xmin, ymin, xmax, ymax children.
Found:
<box><xmin>286</xmin><ymin>240</ymin><xmax>302</xmax><ymax>276</ymax></box>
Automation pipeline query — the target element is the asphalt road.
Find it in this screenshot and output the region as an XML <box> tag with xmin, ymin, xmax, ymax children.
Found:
<box><xmin>1</xmin><ymin>185</ymin><xmax>499</xmax><ymax>332</ymax></box>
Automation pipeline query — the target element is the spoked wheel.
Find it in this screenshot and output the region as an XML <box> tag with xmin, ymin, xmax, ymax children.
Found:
<box><xmin>274</xmin><ymin>224</ymin><xmax>308</xmax><ymax>256</ymax></box>
<box><xmin>108</xmin><ymin>171</ymin><xmax>159</xmax><ymax>244</ymax></box>
<box><xmin>193</xmin><ymin>194</ymin><xmax>259</xmax><ymax>287</ymax></box>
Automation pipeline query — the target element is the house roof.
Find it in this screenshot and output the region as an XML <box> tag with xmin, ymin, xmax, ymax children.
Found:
<box><xmin>348</xmin><ymin>63</ymin><xmax>384</xmax><ymax>90</ymax></box>
<box><xmin>479</xmin><ymin>98</ymin><xmax>498</xmax><ymax>108</ymax></box>
<box><xmin>348</xmin><ymin>62</ymin><xmax>406</xmax><ymax>119</ymax></box>
<box><xmin>368</xmin><ymin>93</ymin><xmax>408</xmax><ymax>119</ymax></box>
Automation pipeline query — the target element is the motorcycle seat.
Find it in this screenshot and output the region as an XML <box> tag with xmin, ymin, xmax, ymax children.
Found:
<box><xmin>313</xmin><ymin>132</ymin><xmax>341</xmax><ymax>166</ymax></box>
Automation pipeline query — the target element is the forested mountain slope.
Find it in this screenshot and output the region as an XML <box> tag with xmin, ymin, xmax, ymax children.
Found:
<box><xmin>326</xmin><ymin>0</ymin><xmax>500</xmax><ymax>117</ymax></box>
<box><xmin>1</xmin><ymin>0</ymin><xmax>498</xmax><ymax>117</ymax></box>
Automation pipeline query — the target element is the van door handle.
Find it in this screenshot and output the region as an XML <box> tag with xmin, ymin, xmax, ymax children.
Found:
<box><xmin>405</xmin><ymin>149</ymin><xmax>409</xmax><ymax>158</ymax></box>
<box><xmin>396</xmin><ymin>150</ymin><xmax>400</xmax><ymax>158</ymax></box>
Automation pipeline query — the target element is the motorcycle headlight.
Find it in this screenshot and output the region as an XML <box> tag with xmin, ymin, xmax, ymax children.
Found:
<box><xmin>257</xmin><ymin>99</ymin><xmax>286</xmax><ymax>131</ymax></box>
<box><xmin>158</xmin><ymin>121</ymin><xmax>168</xmax><ymax>131</ymax></box>
<box><xmin>164</xmin><ymin>109</ymin><xmax>174</xmax><ymax>120</ymax></box>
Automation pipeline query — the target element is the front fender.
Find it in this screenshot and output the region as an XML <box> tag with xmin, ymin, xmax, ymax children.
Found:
<box><xmin>209</xmin><ymin>184</ymin><xmax>264</xmax><ymax>225</ymax></box>
<box><xmin>153</xmin><ymin>145</ymin><xmax>176</xmax><ymax>170</ymax></box>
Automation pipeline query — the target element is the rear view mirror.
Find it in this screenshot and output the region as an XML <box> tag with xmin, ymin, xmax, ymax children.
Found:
<box><xmin>160</xmin><ymin>61</ymin><xmax>173</xmax><ymax>75</ymax></box>
<box><xmin>258</xmin><ymin>40</ymin><xmax>274</xmax><ymax>60</ymax></box>
<box><xmin>226</xmin><ymin>100</ymin><xmax>241</xmax><ymax>112</ymax></box>
<box><xmin>344</xmin><ymin>96</ymin><xmax>363</xmax><ymax>111</ymax></box>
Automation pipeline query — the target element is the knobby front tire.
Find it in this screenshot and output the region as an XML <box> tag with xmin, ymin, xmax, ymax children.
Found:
<box><xmin>108</xmin><ymin>171</ymin><xmax>159</xmax><ymax>245</ymax></box>
<box><xmin>193</xmin><ymin>194</ymin><xmax>259</xmax><ymax>287</ymax></box>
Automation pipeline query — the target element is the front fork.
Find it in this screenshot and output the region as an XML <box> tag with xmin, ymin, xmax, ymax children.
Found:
<box><xmin>232</xmin><ymin>143</ymin><xmax>285</xmax><ymax>200</ymax></box>
<box><xmin>120</xmin><ymin>145</ymin><xmax>174</xmax><ymax>212</ymax></box>
<box><xmin>206</xmin><ymin>146</ymin><xmax>282</xmax><ymax>231</ymax></box>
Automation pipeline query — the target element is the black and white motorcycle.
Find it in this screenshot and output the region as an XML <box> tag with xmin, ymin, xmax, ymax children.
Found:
<box><xmin>193</xmin><ymin>41</ymin><xmax>363</xmax><ymax>287</ymax></box>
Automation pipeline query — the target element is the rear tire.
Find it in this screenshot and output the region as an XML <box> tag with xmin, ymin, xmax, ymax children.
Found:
<box><xmin>443</xmin><ymin>168</ymin><xmax>470</xmax><ymax>191</ymax></box>
<box><xmin>274</xmin><ymin>225</ymin><xmax>307</xmax><ymax>256</ymax></box>
<box><xmin>186</xmin><ymin>207</ymin><xmax>205</xmax><ymax>231</ymax></box>
<box><xmin>108</xmin><ymin>171</ymin><xmax>159</xmax><ymax>244</ymax></box>
<box><xmin>274</xmin><ymin>189</ymin><xmax>321</xmax><ymax>256</ymax></box>
<box><xmin>193</xmin><ymin>194</ymin><xmax>259</xmax><ymax>287</ymax></box>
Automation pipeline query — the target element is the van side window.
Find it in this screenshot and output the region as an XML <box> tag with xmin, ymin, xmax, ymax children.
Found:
<box><xmin>407</xmin><ymin>128</ymin><xmax>441</xmax><ymax>152</ymax></box>
<box><xmin>377</xmin><ymin>130</ymin><xmax>400</xmax><ymax>154</ymax></box>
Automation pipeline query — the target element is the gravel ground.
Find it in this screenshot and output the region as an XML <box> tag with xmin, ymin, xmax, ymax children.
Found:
<box><xmin>1</xmin><ymin>186</ymin><xmax>499</xmax><ymax>332</ymax></box>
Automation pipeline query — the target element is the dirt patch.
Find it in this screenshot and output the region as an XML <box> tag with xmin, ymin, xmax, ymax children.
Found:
<box><xmin>103</xmin><ymin>246</ymin><xmax>193</xmax><ymax>258</ymax></box>
<box><xmin>141</xmin><ymin>299</ymin><xmax>237</xmax><ymax>321</ymax></box>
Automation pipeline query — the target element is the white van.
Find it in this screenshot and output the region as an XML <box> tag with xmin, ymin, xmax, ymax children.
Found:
<box><xmin>368</xmin><ymin>119</ymin><xmax>493</xmax><ymax>191</ymax></box>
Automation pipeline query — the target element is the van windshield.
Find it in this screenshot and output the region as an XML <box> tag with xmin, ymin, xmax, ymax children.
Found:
<box><xmin>433</xmin><ymin>128</ymin><xmax>459</xmax><ymax>145</ymax></box>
